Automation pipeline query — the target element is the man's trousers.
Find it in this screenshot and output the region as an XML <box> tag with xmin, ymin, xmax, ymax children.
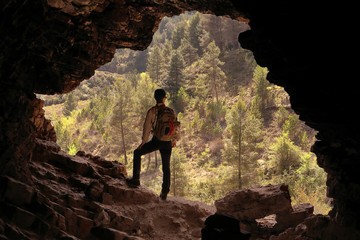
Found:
<box><xmin>132</xmin><ymin>137</ymin><xmax>172</xmax><ymax>194</ymax></box>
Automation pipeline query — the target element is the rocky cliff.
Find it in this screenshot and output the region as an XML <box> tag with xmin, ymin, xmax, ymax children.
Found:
<box><xmin>1</xmin><ymin>0</ymin><xmax>360</xmax><ymax>239</ymax></box>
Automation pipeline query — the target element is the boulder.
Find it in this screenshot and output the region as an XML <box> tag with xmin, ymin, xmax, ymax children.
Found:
<box><xmin>215</xmin><ymin>184</ymin><xmax>292</xmax><ymax>221</ymax></box>
<box><xmin>212</xmin><ymin>184</ymin><xmax>314</xmax><ymax>239</ymax></box>
<box><xmin>274</xmin><ymin>203</ymin><xmax>314</xmax><ymax>232</ymax></box>
<box><xmin>202</xmin><ymin>213</ymin><xmax>251</xmax><ymax>240</ymax></box>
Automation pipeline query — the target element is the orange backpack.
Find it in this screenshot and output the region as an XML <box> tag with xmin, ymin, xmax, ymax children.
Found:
<box><xmin>154</xmin><ymin>106</ymin><xmax>180</xmax><ymax>141</ymax></box>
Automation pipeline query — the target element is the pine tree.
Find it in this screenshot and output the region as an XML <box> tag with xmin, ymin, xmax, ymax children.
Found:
<box><xmin>224</xmin><ymin>99</ymin><xmax>262</xmax><ymax>189</ymax></box>
<box><xmin>282</xmin><ymin>114</ymin><xmax>301</xmax><ymax>142</ymax></box>
<box><xmin>166</xmin><ymin>51</ymin><xmax>185</xmax><ymax>100</ymax></box>
<box><xmin>171</xmin><ymin>24</ymin><xmax>186</xmax><ymax>50</ymax></box>
<box><xmin>187</xmin><ymin>12</ymin><xmax>202</xmax><ymax>56</ymax></box>
<box><xmin>179</xmin><ymin>38</ymin><xmax>198</xmax><ymax>67</ymax></box>
<box><xmin>201</xmin><ymin>15</ymin><xmax>224</xmax><ymax>51</ymax></box>
<box><xmin>63</xmin><ymin>92</ymin><xmax>78</xmax><ymax>116</ymax></box>
<box><xmin>111</xmin><ymin>78</ymin><xmax>133</xmax><ymax>164</ymax></box>
<box><xmin>170</xmin><ymin>148</ymin><xmax>188</xmax><ymax>196</ymax></box>
<box><xmin>253</xmin><ymin>66</ymin><xmax>271</xmax><ymax>118</ymax></box>
<box><xmin>162</xmin><ymin>40</ymin><xmax>173</xmax><ymax>65</ymax></box>
<box><xmin>135</xmin><ymin>73</ymin><xmax>158</xmax><ymax>121</ymax></box>
<box><xmin>147</xmin><ymin>46</ymin><xmax>163</xmax><ymax>85</ymax></box>
<box><xmin>200</xmin><ymin>41</ymin><xmax>226</xmax><ymax>102</ymax></box>
<box><xmin>125</xmin><ymin>69</ymin><xmax>139</xmax><ymax>90</ymax></box>
<box><xmin>160</xmin><ymin>40</ymin><xmax>173</xmax><ymax>86</ymax></box>
<box><xmin>269</xmin><ymin>131</ymin><xmax>302</xmax><ymax>174</ymax></box>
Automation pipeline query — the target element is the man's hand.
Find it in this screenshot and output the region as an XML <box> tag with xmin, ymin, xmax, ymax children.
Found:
<box><xmin>172</xmin><ymin>141</ymin><xmax>176</xmax><ymax>147</ymax></box>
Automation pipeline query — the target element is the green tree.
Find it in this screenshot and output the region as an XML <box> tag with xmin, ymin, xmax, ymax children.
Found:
<box><xmin>135</xmin><ymin>73</ymin><xmax>158</xmax><ymax>121</ymax></box>
<box><xmin>171</xmin><ymin>24</ymin><xmax>186</xmax><ymax>50</ymax></box>
<box><xmin>174</xmin><ymin>87</ymin><xmax>189</xmax><ymax>113</ymax></box>
<box><xmin>68</xmin><ymin>139</ymin><xmax>81</xmax><ymax>155</ymax></box>
<box><xmin>269</xmin><ymin>131</ymin><xmax>302</xmax><ymax>175</ymax></box>
<box><xmin>162</xmin><ymin>40</ymin><xmax>173</xmax><ymax>67</ymax></box>
<box><xmin>63</xmin><ymin>92</ymin><xmax>78</xmax><ymax>116</ymax></box>
<box><xmin>274</xmin><ymin>107</ymin><xmax>290</xmax><ymax>127</ymax></box>
<box><xmin>224</xmin><ymin>99</ymin><xmax>263</xmax><ymax>189</ymax></box>
<box><xmin>282</xmin><ymin>114</ymin><xmax>301</xmax><ymax>143</ymax></box>
<box><xmin>165</xmin><ymin>51</ymin><xmax>185</xmax><ymax>100</ymax></box>
<box><xmin>179</xmin><ymin>38</ymin><xmax>198</xmax><ymax>67</ymax></box>
<box><xmin>200</xmin><ymin>15</ymin><xmax>224</xmax><ymax>50</ymax></box>
<box><xmin>125</xmin><ymin>69</ymin><xmax>139</xmax><ymax>90</ymax></box>
<box><xmin>111</xmin><ymin>78</ymin><xmax>133</xmax><ymax>164</ymax></box>
<box><xmin>170</xmin><ymin>148</ymin><xmax>188</xmax><ymax>196</ymax></box>
<box><xmin>187</xmin><ymin>12</ymin><xmax>202</xmax><ymax>56</ymax></box>
<box><xmin>55</xmin><ymin>120</ymin><xmax>71</xmax><ymax>151</ymax></box>
<box><xmin>252</xmin><ymin>66</ymin><xmax>271</xmax><ymax>119</ymax></box>
<box><xmin>89</xmin><ymin>87</ymin><xmax>112</xmax><ymax>134</ymax></box>
<box><xmin>147</xmin><ymin>46</ymin><xmax>163</xmax><ymax>85</ymax></box>
<box><xmin>199</xmin><ymin>41</ymin><xmax>226</xmax><ymax>102</ymax></box>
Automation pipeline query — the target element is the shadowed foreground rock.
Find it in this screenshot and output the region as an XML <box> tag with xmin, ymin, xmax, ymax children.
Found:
<box><xmin>5</xmin><ymin>139</ymin><xmax>354</xmax><ymax>240</ymax></box>
<box><xmin>203</xmin><ymin>184</ymin><xmax>315</xmax><ymax>240</ymax></box>
<box><xmin>270</xmin><ymin>215</ymin><xmax>360</xmax><ymax>240</ymax></box>
<box><xmin>0</xmin><ymin>139</ymin><xmax>214</xmax><ymax>240</ymax></box>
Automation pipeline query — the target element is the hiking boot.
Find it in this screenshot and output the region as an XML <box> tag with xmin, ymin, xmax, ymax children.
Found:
<box><xmin>126</xmin><ymin>178</ymin><xmax>140</xmax><ymax>188</ymax></box>
<box><xmin>160</xmin><ymin>192</ymin><xmax>167</xmax><ymax>201</ymax></box>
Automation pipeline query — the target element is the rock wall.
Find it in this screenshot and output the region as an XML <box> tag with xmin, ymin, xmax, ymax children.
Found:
<box><xmin>0</xmin><ymin>0</ymin><xmax>359</xmax><ymax>238</ymax></box>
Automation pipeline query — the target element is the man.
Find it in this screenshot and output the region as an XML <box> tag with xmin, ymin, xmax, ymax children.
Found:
<box><xmin>126</xmin><ymin>89</ymin><xmax>180</xmax><ymax>200</ymax></box>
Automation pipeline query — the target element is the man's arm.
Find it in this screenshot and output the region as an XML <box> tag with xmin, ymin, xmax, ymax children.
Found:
<box><xmin>139</xmin><ymin>108</ymin><xmax>155</xmax><ymax>148</ymax></box>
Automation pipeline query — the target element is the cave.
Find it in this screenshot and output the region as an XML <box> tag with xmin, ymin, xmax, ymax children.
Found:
<box><xmin>0</xmin><ymin>1</ymin><xmax>359</xmax><ymax>239</ymax></box>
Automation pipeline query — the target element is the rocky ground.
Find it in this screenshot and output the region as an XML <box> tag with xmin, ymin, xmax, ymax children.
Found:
<box><xmin>1</xmin><ymin>138</ymin><xmax>358</xmax><ymax>240</ymax></box>
<box><xmin>0</xmin><ymin>139</ymin><xmax>213</xmax><ymax>240</ymax></box>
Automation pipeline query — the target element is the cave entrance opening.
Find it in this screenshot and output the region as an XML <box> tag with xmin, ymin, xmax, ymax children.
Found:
<box><xmin>38</xmin><ymin>11</ymin><xmax>330</xmax><ymax>214</ymax></box>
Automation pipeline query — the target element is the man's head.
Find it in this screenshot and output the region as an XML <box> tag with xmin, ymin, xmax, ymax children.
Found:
<box><xmin>154</xmin><ymin>89</ymin><xmax>166</xmax><ymax>103</ymax></box>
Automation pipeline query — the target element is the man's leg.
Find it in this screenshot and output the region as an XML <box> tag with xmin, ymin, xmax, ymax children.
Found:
<box><xmin>159</xmin><ymin>142</ymin><xmax>172</xmax><ymax>199</ymax></box>
<box><xmin>131</xmin><ymin>139</ymin><xmax>159</xmax><ymax>182</ymax></box>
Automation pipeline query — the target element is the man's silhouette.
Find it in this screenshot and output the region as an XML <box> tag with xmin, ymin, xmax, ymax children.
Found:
<box><xmin>126</xmin><ymin>89</ymin><xmax>180</xmax><ymax>200</ymax></box>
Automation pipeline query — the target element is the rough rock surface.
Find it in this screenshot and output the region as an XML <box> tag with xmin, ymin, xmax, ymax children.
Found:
<box><xmin>0</xmin><ymin>0</ymin><xmax>360</xmax><ymax>238</ymax></box>
<box><xmin>215</xmin><ymin>184</ymin><xmax>293</xmax><ymax>222</ymax></box>
<box><xmin>0</xmin><ymin>139</ymin><xmax>214</xmax><ymax>239</ymax></box>
<box><xmin>29</xmin><ymin>98</ymin><xmax>57</xmax><ymax>142</ymax></box>
<box><xmin>208</xmin><ymin>184</ymin><xmax>314</xmax><ymax>239</ymax></box>
<box><xmin>270</xmin><ymin>215</ymin><xmax>360</xmax><ymax>240</ymax></box>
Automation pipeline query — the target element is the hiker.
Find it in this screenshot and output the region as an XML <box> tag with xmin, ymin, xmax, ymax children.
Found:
<box><xmin>126</xmin><ymin>89</ymin><xmax>180</xmax><ymax>200</ymax></box>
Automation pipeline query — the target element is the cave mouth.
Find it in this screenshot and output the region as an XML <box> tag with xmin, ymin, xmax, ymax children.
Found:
<box><xmin>38</xmin><ymin>11</ymin><xmax>329</xmax><ymax>214</ymax></box>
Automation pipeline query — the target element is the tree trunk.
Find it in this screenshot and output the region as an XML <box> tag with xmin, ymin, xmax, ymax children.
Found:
<box><xmin>120</xmin><ymin>117</ymin><xmax>127</xmax><ymax>165</ymax></box>
<box><xmin>212</xmin><ymin>60</ymin><xmax>219</xmax><ymax>102</ymax></box>
<box><xmin>155</xmin><ymin>151</ymin><xmax>158</xmax><ymax>168</ymax></box>
<box><xmin>147</xmin><ymin>154</ymin><xmax>151</xmax><ymax>170</ymax></box>
<box><xmin>216</xmin><ymin>17</ymin><xmax>223</xmax><ymax>50</ymax></box>
<box><xmin>173</xmin><ymin>168</ymin><xmax>176</xmax><ymax>196</ymax></box>
<box><xmin>238</xmin><ymin>121</ymin><xmax>242</xmax><ymax>189</ymax></box>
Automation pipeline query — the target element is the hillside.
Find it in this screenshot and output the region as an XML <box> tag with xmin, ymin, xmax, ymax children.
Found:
<box><xmin>39</xmin><ymin>12</ymin><xmax>330</xmax><ymax>214</ymax></box>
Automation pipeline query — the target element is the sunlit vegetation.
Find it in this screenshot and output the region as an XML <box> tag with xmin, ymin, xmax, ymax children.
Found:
<box><xmin>39</xmin><ymin>12</ymin><xmax>330</xmax><ymax>214</ymax></box>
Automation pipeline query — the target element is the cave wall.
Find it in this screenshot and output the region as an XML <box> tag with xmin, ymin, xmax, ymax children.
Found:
<box><xmin>1</xmin><ymin>0</ymin><xmax>359</xmax><ymax>236</ymax></box>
